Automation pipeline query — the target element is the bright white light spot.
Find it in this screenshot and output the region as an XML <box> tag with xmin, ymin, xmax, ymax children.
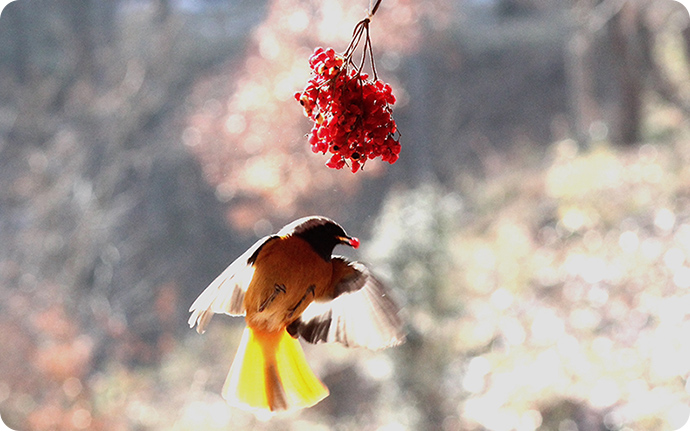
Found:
<box><xmin>668</xmin><ymin>403</ymin><xmax>690</xmax><ymax>430</ymax></box>
<box><xmin>665</xmin><ymin>248</ymin><xmax>686</xmax><ymax>270</ymax></box>
<box><xmin>641</xmin><ymin>238</ymin><xmax>663</xmax><ymax>261</ymax></box>
<box><xmin>287</xmin><ymin>10</ymin><xmax>309</xmax><ymax>32</ymax></box>
<box><xmin>592</xmin><ymin>336</ymin><xmax>613</xmax><ymax>358</ymax></box>
<box><xmin>463</xmin><ymin>373</ymin><xmax>486</xmax><ymax>394</ymax></box>
<box><xmin>531</xmin><ymin>349</ymin><xmax>561</xmax><ymax>390</ymax></box>
<box><xmin>587</xmin><ymin>285</ymin><xmax>609</xmax><ymax>307</ymax></box>
<box><xmin>569</xmin><ymin>308</ymin><xmax>600</xmax><ymax>330</ymax></box>
<box><xmin>377</xmin><ymin>422</ymin><xmax>406</xmax><ymax>431</ymax></box>
<box><xmin>244</xmin><ymin>156</ymin><xmax>281</xmax><ymax>190</ymax></box>
<box><xmin>500</xmin><ymin>317</ymin><xmax>526</xmax><ymax>345</ymax></box>
<box><xmin>317</xmin><ymin>1</ymin><xmax>350</xmax><ymax>41</ymax></box>
<box><xmin>644</xmin><ymin>163</ymin><xmax>663</xmax><ymax>184</ymax></box>
<box><xmin>177</xmin><ymin>399</ymin><xmax>234</xmax><ymax>429</ymax></box>
<box><xmin>581</xmin><ymin>257</ymin><xmax>607</xmax><ymax>284</ymax></box>
<box><xmin>557</xmin><ymin>335</ymin><xmax>581</xmax><ymax>357</ymax></box>
<box><xmin>225</xmin><ymin>114</ymin><xmax>246</xmax><ymax>135</ymax></box>
<box><xmin>650</xmin><ymin>338</ymin><xmax>685</xmax><ymax>380</ymax></box>
<box><xmin>237</xmin><ymin>81</ymin><xmax>271</xmax><ymax>111</ymax></box>
<box><xmin>259</xmin><ymin>34</ymin><xmax>280</xmax><ymax>60</ymax></box>
<box><xmin>531</xmin><ymin>309</ymin><xmax>565</xmax><ymax>345</ymax></box>
<box><xmin>655</xmin><ymin>208</ymin><xmax>676</xmax><ymax>232</ymax></box>
<box><xmin>491</xmin><ymin>409</ymin><xmax>521</xmax><ymax>431</ymax></box>
<box><xmin>463</xmin><ymin>356</ymin><xmax>491</xmax><ymax>393</ymax></box>
<box><xmin>464</xmin><ymin>400</ymin><xmax>521</xmax><ymax>431</ymax></box>
<box><xmin>518</xmin><ymin>410</ymin><xmax>543</xmax><ymax>431</ymax></box>
<box><xmin>475</xmin><ymin>247</ymin><xmax>496</xmax><ymax>269</ymax></box>
<box><xmin>619</xmin><ymin>231</ymin><xmax>639</xmax><ymax>253</ymax></box>
<box><xmin>208</xmin><ymin>401</ymin><xmax>232</xmax><ymax>427</ymax></box>
<box><xmin>589</xmin><ymin>378</ymin><xmax>620</xmax><ymax>408</ymax></box>
<box><xmin>363</xmin><ymin>356</ymin><xmax>393</xmax><ymax>381</ymax></box>
<box><xmin>564</xmin><ymin>253</ymin><xmax>586</xmax><ymax>277</ymax></box>
<box><xmin>491</xmin><ymin>288</ymin><xmax>513</xmax><ymax>310</ymax></box>
<box><xmin>273</xmin><ymin>74</ymin><xmax>297</xmax><ymax>102</ymax></box>
<box><xmin>562</xmin><ymin>208</ymin><xmax>586</xmax><ymax>232</ymax></box>
<box><xmin>564</xmin><ymin>254</ymin><xmax>609</xmax><ymax>284</ymax></box>
<box><xmin>627</xmin><ymin>379</ymin><xmax>649</xmax><ymax>397</ymax></box>
<box><xmin>468</xmin><ymin>356</ymin><xmax>492</xmax><ymax>375</ymax></box>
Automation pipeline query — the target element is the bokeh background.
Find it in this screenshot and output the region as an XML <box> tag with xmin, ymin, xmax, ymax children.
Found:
<box><xmin>2</xmin><ymin>0</ymin><xmax>690</xmax><ymax>430</ymax></box>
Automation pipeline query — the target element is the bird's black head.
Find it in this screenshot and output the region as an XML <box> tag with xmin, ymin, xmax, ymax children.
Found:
<box><xmin>280</xmin><ymin>216</ymin><xmax>359</xmax><ymax>261</ymax></box>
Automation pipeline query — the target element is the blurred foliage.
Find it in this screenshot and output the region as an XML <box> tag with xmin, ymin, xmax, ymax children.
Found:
<box><xmin>3</xmin><ymin>1</ymin><xmax>690</xmax><ymax>431</ymax></box>
<box><xmin>183</xmin><ymin>0</ymin><xmax>454</xmax><ymax>229</ymax></box>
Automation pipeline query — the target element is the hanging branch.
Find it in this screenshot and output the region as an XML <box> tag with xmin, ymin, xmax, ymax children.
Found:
<box><xmin>369</xmin><ymin>0</ymin><xmax>383</xmax><ymax>18</ymax></box>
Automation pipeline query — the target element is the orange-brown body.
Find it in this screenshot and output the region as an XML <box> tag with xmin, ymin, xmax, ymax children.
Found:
<box><xmin>243</xmin><ymin>235</ymin><xmax>331</xmax><ymax>333</ymax></box>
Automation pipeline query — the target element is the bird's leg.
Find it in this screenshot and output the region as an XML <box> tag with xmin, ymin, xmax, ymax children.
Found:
<box><xmin>288</xmin><ymin>285</ymin><xmax>315</xmax><ymax>318</ymax></box>
<box><xmin>259</xmin><ymin>284</ymin><xmax>286</xmax><ymax>312</ymax></box>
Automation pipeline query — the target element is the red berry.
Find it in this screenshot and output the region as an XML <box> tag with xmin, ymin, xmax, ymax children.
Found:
<box><xmin>295</xmin><ymin>47</ymin><xmax>401</xmax><ymax>171</ymax></box>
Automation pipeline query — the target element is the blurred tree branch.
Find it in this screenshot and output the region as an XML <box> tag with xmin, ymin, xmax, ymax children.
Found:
<box><xmin>567</xmin><ymin>0</ymin><xmax>690</xmax><ymax>147</ymax></box>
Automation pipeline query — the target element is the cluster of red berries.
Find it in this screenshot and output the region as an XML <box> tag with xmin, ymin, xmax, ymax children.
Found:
<box><xmin>295</xmin><ymin>47</ymin><xmax>401</xmax><ymax>173</ymax></box>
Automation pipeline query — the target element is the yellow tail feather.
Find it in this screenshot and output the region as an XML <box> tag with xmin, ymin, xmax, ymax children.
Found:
<box><xmin>222</xmin><ymin>327</ymin><xmax>329</xmax><ymax>415</ymax></box>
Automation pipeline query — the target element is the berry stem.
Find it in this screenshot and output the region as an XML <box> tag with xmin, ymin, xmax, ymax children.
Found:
<box><xmin>344</xmin><ymin>18</ymin><xmax>369</xmax><ymax>68</ymax></box>
<box><xmin>364</xmin><ymin>25</ymin><xmax>378</xmax><ymax>81</ymax></box>
<box><xmin>357</xmin><ymin>25</ymin><xmax>369</xmax><ymax>75</ymax></box>
<box><xmin>369</xmin><ymin>0</ymin><xmax>383</xmax><ymax>18</ymax></box>
<box><xmin>342</xmin><ymin>17</ymin><xmax>378</xmax><ymax>81</ymax></box>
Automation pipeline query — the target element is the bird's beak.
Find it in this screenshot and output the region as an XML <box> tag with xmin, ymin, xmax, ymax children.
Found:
<box><xmin>338</xmin><ymin>236</ymin><xmax>360</xmax><ymax>248</ymax></box>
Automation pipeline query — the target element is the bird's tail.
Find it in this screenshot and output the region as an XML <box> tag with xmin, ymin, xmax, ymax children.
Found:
<box><xmin>222</xmin><ymin>327</ymin><xmax>329</xmax><ymax>415</ymax></box>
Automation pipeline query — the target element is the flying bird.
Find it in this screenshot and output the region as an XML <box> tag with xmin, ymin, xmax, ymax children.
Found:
<box><xmin>188</xmin><ymin>216</ymin><xmax>405</xmax><ymax>415</ymax></box>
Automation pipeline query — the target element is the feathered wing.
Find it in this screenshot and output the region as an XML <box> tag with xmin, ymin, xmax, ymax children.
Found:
<box><xmin>188</xmin><ymin>236</ymin><xmax>277</xmax><ymax>333</ymax></box>
<box><xmin>288</xmin><ymin>256</ymin><xmax>406</xmax><ymax>349</ymax></box>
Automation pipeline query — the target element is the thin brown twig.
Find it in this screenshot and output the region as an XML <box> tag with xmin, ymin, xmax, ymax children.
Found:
<box><xmin>343</xmin><ymin>19</ymin><xmax>368</xmax><ymax>64</ymax></box>
<box><xmin>357</xmin><ymin>21</ymin><xmax>369</xmax><ymax>74</ymax></box>
<box><xmin>369</xmin><ymin>0</ymin><xmax>383</xmax><ymax>17</ymax></box>
<box><xmin>366</xmin><ymin>30</ymin><xmax>378</xmax><ymax>80</ymax></box>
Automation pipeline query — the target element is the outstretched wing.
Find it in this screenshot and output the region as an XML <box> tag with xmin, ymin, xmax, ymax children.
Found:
<box><xmin>188</xmin><ymin>236</ymin><xmax>277</xmax><ymax>333</ymax></box>
<box><xmin>287</xmin><ymin>256</ymin><xmax>405</xmax><ymax>349</ymax></box>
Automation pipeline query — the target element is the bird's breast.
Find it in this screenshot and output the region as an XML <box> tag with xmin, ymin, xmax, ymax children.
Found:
<box><xmin>244</xmin><ymin>235</ymin><xmax>332</xmax><ymax>332</ymax></box>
